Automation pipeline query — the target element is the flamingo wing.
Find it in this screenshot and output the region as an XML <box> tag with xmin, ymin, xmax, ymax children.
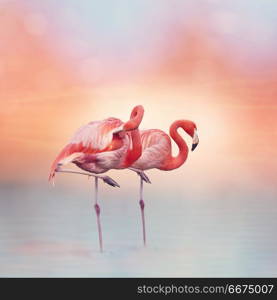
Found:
<box><xmin>132</xmin><ymin>129</ymin><xmax>171</xmax><ymax>170</ymax></box>
<box><xmin>49</xmin><ymin>118</ymin><xmax>123</xmax><ymax>180</ymax></box>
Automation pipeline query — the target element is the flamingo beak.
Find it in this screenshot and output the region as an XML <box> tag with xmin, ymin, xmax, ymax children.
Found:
<box><xmin>191</xmin><ymin>130</ymin><xmax>199</xmax><ymax>151</ymax></box>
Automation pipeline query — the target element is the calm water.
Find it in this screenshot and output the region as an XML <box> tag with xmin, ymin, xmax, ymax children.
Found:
<box><xmin>0</xmin><ymin>180</ymin><xmax>277</xmax><ymax>277</ymax></box>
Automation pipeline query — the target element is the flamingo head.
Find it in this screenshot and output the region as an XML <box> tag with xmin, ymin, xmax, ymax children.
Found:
<box><xmin>114</xmin><ymin>105</ymin><xmax>144</xmax><ymax>134</ymax></box>
<box><xmin>123</xmin><ymin>105</ymin><xmax>144</xmax><ymax>131</ymax></box>
<box><xmin>184</xmin><ymin>121</ymin><xmax>199</xmax><ymax>151</ymax></box>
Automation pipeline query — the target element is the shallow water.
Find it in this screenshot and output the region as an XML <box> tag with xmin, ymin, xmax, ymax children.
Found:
<box><xmin>0</xmin><ymin>181</ymin><xmax>277</xmax><ymax>277</ymax></box>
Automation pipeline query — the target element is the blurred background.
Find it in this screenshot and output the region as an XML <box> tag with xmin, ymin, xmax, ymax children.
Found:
<box><xmin>0</xmin><ymin>0</ymin><xmax>276</xmax><ymax>277</ymax></box>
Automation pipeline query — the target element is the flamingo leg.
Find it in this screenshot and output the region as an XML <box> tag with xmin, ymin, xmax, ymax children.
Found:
<box><xmin>129</xmin><ymin>167</ymin><xmax>151</xmax><ymax>184</ymax></box>
<box><xmin>139</xmin><ymin>177</ymin><xmax>146</xmax><ymax>246</ymax></box>
<box><xmin>55</xmin><ymin>168</ymin><xmax>120</xmax><ymax>187</ymax></box>
<box><xmin>94</xmin><ymin>177</ymin><xmax>103</xmax><ymax>252</ymax></box>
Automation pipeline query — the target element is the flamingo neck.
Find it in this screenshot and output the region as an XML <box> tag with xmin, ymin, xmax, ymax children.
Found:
<box><xmin>162</xmin><ymin>120</ymin><xmax>189</xmax><ymax>170</ymax></box>
<box><xmin>123</xmin><ymin>105</ymin><xmax>144</xmax><ymax>131</ymax></box>
<box><xmin>123</xmin><ymin>129</ymin><xmax>142</xmax><ymax>167</ymax></box>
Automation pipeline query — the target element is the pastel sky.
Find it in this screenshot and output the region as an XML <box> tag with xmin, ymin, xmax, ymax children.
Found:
<box><xmin>1</xmin><ymin>0</ymin><xmax>276</xmax><ymax>189</ymax></box>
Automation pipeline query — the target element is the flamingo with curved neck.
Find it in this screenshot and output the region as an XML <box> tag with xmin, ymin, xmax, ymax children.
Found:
<box><xmin>130</xmin><ymin>119</ymin><xmax>199</xmax><ymax>245</ymax></box>
<box><xmin>49</xmin><ymin>105</ymin><xmax>145</xmax><ymax>252</ymax></box>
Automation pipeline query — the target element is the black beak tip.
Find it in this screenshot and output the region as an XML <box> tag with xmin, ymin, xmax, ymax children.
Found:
<box><xmin>191</xmin><ymin>143</ymin><xmax>198</xmax><ymax>151</ymax></box>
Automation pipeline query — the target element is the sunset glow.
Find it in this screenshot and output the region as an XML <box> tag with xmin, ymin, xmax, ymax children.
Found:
<box><xmin>1</xmin><ymin>0</ymin><xmax>276</xmax><ymax>185</ymax></box>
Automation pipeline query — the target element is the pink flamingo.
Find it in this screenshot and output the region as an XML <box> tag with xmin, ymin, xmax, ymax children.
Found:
<box><xmin>49</xmin><ymin>105</ymin><xmax>146</xmax><ymax>252</ymax></box>
<box><xmin>130</xmin><ymin>120</ymin><xmax>199</xmax><ymax>245</ymax></box>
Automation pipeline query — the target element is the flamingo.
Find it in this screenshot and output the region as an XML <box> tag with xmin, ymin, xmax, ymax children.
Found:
<box><xmin>130</xmin><ymin>120</ymin><xmax>199</xmax><ymax>245</ymax></box>
<box><xmin>49</xmin><ymin>105</ymin><xmax>146</xmax><ymax>252</ymax></box>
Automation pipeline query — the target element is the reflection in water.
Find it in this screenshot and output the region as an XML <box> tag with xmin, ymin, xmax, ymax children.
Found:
<box><xmin>0</xmin><ymin>182</ymin><xmax>276</xmax><ymax>277</ymax></box>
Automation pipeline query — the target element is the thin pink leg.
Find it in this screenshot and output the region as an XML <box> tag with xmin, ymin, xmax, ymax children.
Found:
<box><xmin>139</xmin><ymin>178</ymin><xmax>146</xmax><ymax>246</ymax></box>
<box><xmin>94</xmin><ymin>177</ymin><xmax>103</xmax><ymax>252</ymax></box>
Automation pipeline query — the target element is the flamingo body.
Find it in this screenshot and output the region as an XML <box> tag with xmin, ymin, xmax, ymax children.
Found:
<box><xmin>132</xmin><ymin>120</ymin><xmax>198</xmax><ymax>171</ymax></box>
<box><xmin>131</xmin><ymin>129</ymin><xmax>172</xmax><ymax>170</ymax></box>
<box><xmin>49</xmin><ymin>106</ymin><xmax>144</xmax><ymax>180</ymax></box>
<box><xmin>49</xmin><ymin>118</ymin><xmax>128</xmax><ymax>178</ymax></box>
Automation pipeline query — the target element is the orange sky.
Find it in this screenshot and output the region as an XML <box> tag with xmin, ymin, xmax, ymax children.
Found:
<box><xmin>1</xmin><ymin>3</ymin><xmax>276</xmax><ymax>188</ymax></box>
